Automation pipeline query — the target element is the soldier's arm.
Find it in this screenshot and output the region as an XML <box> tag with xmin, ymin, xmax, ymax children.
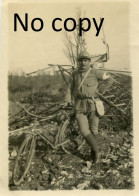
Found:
<box><xmin>64</xmin><ymin>73</ymin><xmax>75</xmax><ymax>104</ymax></box>
<box><xmin>64</xmin><ymin>83</ymin><xmax>72</xmax><ymax>103</ymax></box>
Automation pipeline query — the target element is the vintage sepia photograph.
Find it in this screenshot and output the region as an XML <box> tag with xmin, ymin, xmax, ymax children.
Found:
<box><xmin>1</xmin><ymin>0</ymin><xmax>136</xmax><ymax>192</ymax></box>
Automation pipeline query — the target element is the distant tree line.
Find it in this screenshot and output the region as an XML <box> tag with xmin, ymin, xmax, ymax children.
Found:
<box><xmin>8</xmin><ymin>72</ymin><xmax>68</xmax><ymax>94</ymax></box>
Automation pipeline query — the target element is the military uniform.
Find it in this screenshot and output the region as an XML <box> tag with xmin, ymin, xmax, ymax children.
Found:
<box><xmin>65</xmin><ymin>50</ymin><xmax>114</xmax><ymax>162</ymax></box>
<box><xmin>65</xmin><ymin>67</ymin><xmax>114</xmax><ymax>136</ymax></box>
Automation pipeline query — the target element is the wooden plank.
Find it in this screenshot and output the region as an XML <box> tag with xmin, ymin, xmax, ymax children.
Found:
<box><xmin>99</xmin><ymin>68</ymin><xmax>131</xmax><ymax>76</ymax></box>
<box><xmin>115</xmin><ymin>103</ymin><xmax>126</xmax><ymax>107</ymax></box>
<box><xmin>104</xmin><ymin>95</ymin><xmax>115</xmax><ymax>98</ymax></box>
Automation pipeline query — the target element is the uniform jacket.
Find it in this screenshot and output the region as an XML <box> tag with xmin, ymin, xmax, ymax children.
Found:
<box><xmin>65</xmin><ymin>67</ymin><xmax>114</xmax><ymax>113</ymax></box>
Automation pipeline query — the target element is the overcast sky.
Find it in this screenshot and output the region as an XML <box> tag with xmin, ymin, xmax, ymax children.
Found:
<box><xmin>8</xmin><ymin>1</ymin><xmax>129</xmax><ymax>73</ymax></box>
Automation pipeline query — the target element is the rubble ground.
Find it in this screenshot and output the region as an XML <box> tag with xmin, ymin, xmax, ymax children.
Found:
<box><xmin>8</xmin><ymin>79</ymin><xmax>133</xmax><ymax>190</ymax></box>
<box><xmin>9</xmin><ymin>102</ymin><xmax>134</xmax><ymax>190</ymax></box>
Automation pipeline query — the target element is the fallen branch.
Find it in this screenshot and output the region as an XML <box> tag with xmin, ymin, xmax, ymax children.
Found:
<box><xmin>9</xmin><ymin>125</ymin><xmax>33</xmax><ymax>134</ymax></box>
<box><xmin>99</xmin><ymin>93</ymin><xmax>126</xmax><ymax>115</ymax></box>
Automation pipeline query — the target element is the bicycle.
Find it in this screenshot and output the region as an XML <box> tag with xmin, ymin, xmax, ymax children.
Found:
<box><xmin>12</xmin><ymin>102</ymin><xmax>84</xmax><ymax>185</ymax></box>
<box><xmin>57</xmin><ymin>110</ymin><xmax>85</xmax><ymax>154</ymax></box>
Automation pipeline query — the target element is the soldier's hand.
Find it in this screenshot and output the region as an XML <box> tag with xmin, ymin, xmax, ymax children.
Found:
<box><xmin>62</xmin><ymin>101</ymin><xmax>72</xmax><ymax>108</ymax></box>
<box><xmin>62</xmin><ymin>101</ymin><xmax>69</xmax><ymax>107</ymax></box>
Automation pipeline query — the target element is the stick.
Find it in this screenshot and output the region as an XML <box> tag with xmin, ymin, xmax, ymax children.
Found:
<box><xmin>26</xmin><ymin>67</ymin><xmax>52</xmax><ymax>76</ymax></box>
<box><xmin>9</xmin><ymin>125</ymin><xmax>33</xmax><ymax>134</ymax></box>
<box><xmin>58</xmin><ymin>65</ymin><xmax>69</xmax><ymax>86</ymax></box>
<box><xmin>99</xmin><ymin>93</ymin><xmax>126</xmax><ymax>115</ymax></box>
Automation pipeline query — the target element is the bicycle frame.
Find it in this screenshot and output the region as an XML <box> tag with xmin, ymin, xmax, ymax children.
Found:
<box><xmin>12</xmin><ymin>104</ymin><xmax>75</xmax><ymax>185</ymax></box>
<box><xmin>15</xmin><ymin>103</ymin><xmax>74</xmax><ymax>150</ymax></box>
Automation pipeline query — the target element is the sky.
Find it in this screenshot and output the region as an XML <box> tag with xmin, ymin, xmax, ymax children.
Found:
<box><xmin>8</xmin><ymin>1</ymin><xmax>129</xmax><ymax>74</ymax></box>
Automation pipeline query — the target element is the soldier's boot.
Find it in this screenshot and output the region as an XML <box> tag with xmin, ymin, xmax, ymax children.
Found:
<box><xmin>84</xmin><ymin>133</ymin><xmax>99</xmax><ymax>163</ymax></box>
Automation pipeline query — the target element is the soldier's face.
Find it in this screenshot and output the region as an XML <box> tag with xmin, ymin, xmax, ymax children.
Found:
<box><xmin>78</xmin><ymin>58</ymin><xmax>91</xmax><ymax>70</ymax></box>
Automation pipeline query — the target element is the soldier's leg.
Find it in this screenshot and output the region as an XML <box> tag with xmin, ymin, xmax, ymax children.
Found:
<box><xmin>76</xmin><ymin>112</ymin><xmax>98</xmax><ymax>163</ymax></box>
<box><xmin>88</xmin><ymin>111</ymin><xmax>99</xmax><ymax>162</ymax></box>
<box><xmin>88</xmin><ymin>111</ymin><xmax>99</xmax><ymax>135</ymax></box>
<box><xmin>76</xmin><ymin>112</ymin><xmax>90</xmax><ymax>137</ymax></box>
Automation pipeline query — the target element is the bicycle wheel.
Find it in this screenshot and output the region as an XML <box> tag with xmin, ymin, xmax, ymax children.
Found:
<box><xmin>58</xmin><ymin>118</ymin><xmax>85</xmax><ymax>154</ymax></box>
<box><xmin>13</xmin><ymin>135</ymin><xmax>36</xmax><ymax>185</ymax></box>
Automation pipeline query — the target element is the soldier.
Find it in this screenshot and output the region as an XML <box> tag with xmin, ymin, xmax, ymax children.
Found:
<box><xmin>64</xmin><ymin>50</ymin><xmax>114</xmax><ymax>163</ymax></box>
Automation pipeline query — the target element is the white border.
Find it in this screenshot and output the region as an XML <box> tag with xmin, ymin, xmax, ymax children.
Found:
<box><xmin>1</xmin><ymin>0</ymin><xmax>139</xmax><ymax>195</ymax></box>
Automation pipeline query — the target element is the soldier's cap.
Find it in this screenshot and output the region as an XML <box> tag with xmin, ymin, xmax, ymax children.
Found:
<box><xmin>77</xmin><ymin>51</ymin><xmax>91</xmax><ymax>61</ymax></box>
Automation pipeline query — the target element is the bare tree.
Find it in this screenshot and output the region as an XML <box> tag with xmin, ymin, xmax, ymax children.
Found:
<box><xmin>63</xmin><ymin>8</ymin><xmax>87</xmax><ymax>67</ymax></box>
<box><xmin>63</xmin><ymin>9</ymin><xmax>109</xmax><ymax>69</ymax></box>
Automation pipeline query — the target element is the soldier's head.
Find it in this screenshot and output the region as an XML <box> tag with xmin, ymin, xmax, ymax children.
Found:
<box><xmin>77</xmin><ymin>51</ymin><xmax>91</xmax><ymax>71</ymax></box>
